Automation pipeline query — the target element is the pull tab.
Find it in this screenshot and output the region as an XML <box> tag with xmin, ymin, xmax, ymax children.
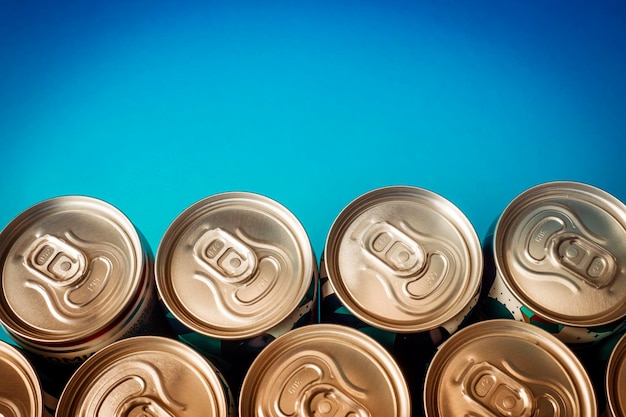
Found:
<box><xmin>194</xmin><ymin>228</ymin><xmax>257</xmax><ymax>282</ymax></box>
<box><xmin>363</xmin><ymin>222</ymin><xmax>424</xmax><ymax>276</ymax></box>
<box><xmin>26</xmin><ymin>235</ymin><xmax>87</xmax><ymax>285</ymax></box>
<box><xmin>306</xmin><ymin>386</ymin><xmax>370</xmax><ymax>417</ymax></box>
<box><xmin>124</xmin><ymin>401</ymin><xmax>177</xmax><ymax>417</ymax></box>
<box><xmin>556</xmin><ymin>236</ymin><xmax>616</xmax><ymax>289</ymax></box>
<box><xmin>463</xmin><ymin>362</ymin><xmax>533</xmax><ymax>417</ymax></box>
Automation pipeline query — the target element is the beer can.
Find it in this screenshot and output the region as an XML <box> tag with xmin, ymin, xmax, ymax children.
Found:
<box><xmin>56</xmin><ymin>335</ymin><xmax>236</xmax><ymax>416</ymax></box>
<box><xmin>424</xmin><ymin>319</ymin><xmax>597</xmax><ymax>416</ymax></box>
<box><xmin>604</xmin><ymin>331</ymin><xmax>626</xmax><ymax>417</ymax></box>
<box><xmin>475</xmin><ymin>181</ymin><xmax>626</xmax><ymax>345</ymax></box>
<box><xmin>0</xmin><ymin>340</ymin><xmax>44</xmax><ymax>417</ymax></box>
<box><xmin>155</xmin><ymin>192</ymin><xmax>318</xmax><ymax>390</ymax></box>
<box><xmin>0</xmin><ymin>196</ymin><xmax>168</xmax><ymax>412</ymax></box>
<box><xmin>321</xmin><ymin>185</ymin><xmax>482</xmax><ymax>350</ymax></box>
<box><xmin>239</xmin><ymin>323</ymin><xmax>411</xmax><ymax>417</ymax></box>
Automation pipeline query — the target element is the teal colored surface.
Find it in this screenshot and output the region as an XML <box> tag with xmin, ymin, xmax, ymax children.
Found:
<box><xmin>1</xmin><ymin>1</ymin><xmax>625</xmax><ymax>344</ymax></box>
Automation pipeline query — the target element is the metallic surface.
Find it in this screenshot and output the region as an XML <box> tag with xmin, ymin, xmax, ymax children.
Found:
<box><xmin>424</xmin><ymin>319</ymin><xmax>597</xmax><ymax>417</ymax></box>
<box><xmin>0</xmin><ymin>341</ymin><xmax>43</xmax><ymax>417</ymax></box>
<box><xmin>239</xmin><ymin>323</ymin><xmax>411</xmax><ymax>417</ymax></box>
<box><xmin>494</xmin><ymin>181</ymin><xmax>626</xmax><ymax>328</ymax></box>
<box><xmin>155</xmin><ymin>192</ymin><xmax>316</xmax><ymax>340</ymax></box>
<box><xmin>0</xmin><ymin>196</ymin><xmax>157</xmax><ymax>362</ymax></box>
<box><xmin>324</xmin><ymin>186</ymin><xmax>482</xmax><ymax>333</ymax></box>
<box><xmin>56</xmin><ymin>336</ymin><xmax>235</xmax><ymax>416</ymax></box>
<box><xmin>605</xmin><ymin>332</ymin><xmax>626</xmax><ymax>417</ymax></box>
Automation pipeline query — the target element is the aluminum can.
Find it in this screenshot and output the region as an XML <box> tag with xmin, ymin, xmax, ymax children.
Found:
<box><xmin>56</xmin><ymin>335</ymin><xmax>235</xmax><ymax>416</ymax></box>
<box><xmin>0</xmin><ymin>196</ymin><xmax>168</xmax><ymax>413</ymax></box>
<box><xmin>424</xmin><ymin>319</ymin><xmax>597</xmax><ymax>416</ymax></box>
<box><xmin>239</xmin><ymin>323</ymin><xmax>411</xmax><ymax>417</ymax></box>
<box><xmin>321</xmin><ymin>186</ymin><xmax>482</xmax><ymax>414</ymax></box>
<box><xmin>0</xmin><ymin>340</ymin><xmax>45</xmax><ymax>417</ymax></box>
<box><xmin>604</xmin><ymin>331</ymin><xmax>626</xmax><ymax>417</ymax></box>
<box><xmin>475</xmin><ymin>181</ymin><xmax>626</xmax><ymax>345</ymax></box>
<box><xmin>155</xmin><ymin>192</ymin><xmax>318</xmax><ymax>391</ymax></box>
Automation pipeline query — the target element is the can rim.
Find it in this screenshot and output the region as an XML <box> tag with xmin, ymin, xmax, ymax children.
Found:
<box><xmin>493</xmin><ymin>180</ymin><xmax>626</xmax><ymax>327</ymax></box>
<box><xmin>0</xmin><ymin>195</ymin><xmax>146</xmax><ymax>344</ymax></box>
<box><xmin>606</xmin><ymin>331</ymin><xmax>626</xmax><ymax>416</ymax></box>
<box><xmin>155</xmin><ymin>191</ymin><xmax>315</xmax><ymax>339</ymax></box>
<box><xmin>324</xmin><ymin>185</ymin><xmax>483</xmax><ymax>332</ymax></box>
<box><xmin>239</xmin><ymin>323</ymin><xmax>411</xmax><ymax>417</ymax></box>
<box><xmin>0</xmin><ymin>341</ymin><xmax>44</xmax><ymax>417</ymax></box>
<box><xmin>423</xmin><ymin>319</ymin><xmax>597</xmax><ymax>417</ymax></box>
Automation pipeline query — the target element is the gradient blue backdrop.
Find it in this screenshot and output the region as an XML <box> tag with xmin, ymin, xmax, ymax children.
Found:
<box><xmin>1</xmin><ymin>0</ymin><xmax>625</xmax><ymax>344</ymax></box>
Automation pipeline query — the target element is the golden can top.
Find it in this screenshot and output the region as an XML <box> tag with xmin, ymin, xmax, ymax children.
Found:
<box><xmin>0</xmin><ymin>196</ymin><xmax>148</xmax><ymax>345</ymax></box>
<box><xmin>605</xmin><ymin>332</ymin><xmax>626</xmax><ymax>416</ymax></box>
<box><xmin>424</xmin><ymin>319</ymin><xmax>597</xmax><ymax>417</ymax></box>
<box><xmin>239</xmin><ymin>323</ymin><xmax>411</xmax><ymax>417</ymax></box>
<box><xmin>0</xmin><ymin>341</ymin><xmax>43</xmax><ymax>417</ymax></box>
<box><xmin>155</xmin><ymin>192</ymin><xmax>315</xmax><ymax>339</ymax></box>
<box><xmin>494</xmin><ymin>181</ymin><xmax>626</xmax><ymax>327</ymax></box>
<box><xmin>56</xmin><ymin>336</ymin><xmax>234</xmax><ymax>416</ymax></box>
<box><xmin>324</xmin><ymin>186</ymin><xmax>482</xmax><ymax>332</ymax></box>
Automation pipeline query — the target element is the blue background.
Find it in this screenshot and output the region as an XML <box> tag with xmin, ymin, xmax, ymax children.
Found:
<box><xmin>1</xmin><ymin>0</ymin><xmax>625</xmax><ymax>345</ymax></box>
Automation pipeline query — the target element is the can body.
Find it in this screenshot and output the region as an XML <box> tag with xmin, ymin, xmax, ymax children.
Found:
<box><xmin>56</xmin><ymin>335</ymin><xmax>235</xmax><ymax>416</ymax></box>
<box><xmin>320</xmin><ymin>186</ymin><xmax>482</xmax><ymax>409</ymax></box>
<box><xmin>604</xmin><ymin>331</ymin><xmax>626</xmax><ymax>417</ymax></box>
<box><xmin>0</xmin><ymin>340</ymin><xmax>45</xmax><ymax>417</ymax></box>
<box><xmin>0</xmin><ymin>196</ymin><xmax>170</xmax><ymax>414</ymax></box>
<box><xmin>155</xmin><ymin>192</ymin><xmax>318</xmax><ymax>391</ymax></box>
<box><xmin>473</xmin><ymin>181</ymin><xmax>626</xmax><ymax>346</ymax></box>
<box><xmin>239</xmin><ymin>323</ymin><xmax>411</xmax><ymax>417</ymax></box>
<box><xmin>424</xmin><ymin>319</ymin><xmax>597</xmax><ymax>416</ymax></box>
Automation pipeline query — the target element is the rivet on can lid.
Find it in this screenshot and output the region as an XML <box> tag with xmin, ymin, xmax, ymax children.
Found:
<box><xmin>494</xmin><ymin>181</ymin><xmax>626</xmax><ymax>327</ymax></box>
<box><xmin>324</xmin><ymin>186</ymin><xmax>483</xmax><ymax>333</ymax></box>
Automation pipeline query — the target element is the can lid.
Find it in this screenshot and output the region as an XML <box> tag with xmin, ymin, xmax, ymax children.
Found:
<box><xmin>424</xmin><ymin>319</ymin><xmax>597</xmax><ymax>417</ymax></box>
<box><xmin>324</xmin><ymin>186</ymin><xmax>482</xmax><ymax>332</ymax></box>
<box><xmin>0</xmin><ymin>341</ymin><xmax>43</xmax><ymax>417</ymax></box>
<box><xmin>239</xmin><ymin>323</ymin><xmax>410</xmax><ymax>417</ymax></box>
<box><xmin>56</xmin><ymin>336</ymin><xmax>232</xmax><ymax>416</ymax></box>
<box><xmin>155</xmin><ymin>192</ymin><xmax>315</xmax><ymax>339</ymax></box>
<box><xmin>494</xmin><ymin>181</ymin><xmax>626</xmax><ymax>327</ymax></box>
<box><xmin>606</xmin><ymin>332</ymin><xmax>626</xmax><ymax>416</ymax></box>
<box><xmin>0</xmin><ymin>196</ymin><xmax>146</xmax><ymax>345</ymax></box>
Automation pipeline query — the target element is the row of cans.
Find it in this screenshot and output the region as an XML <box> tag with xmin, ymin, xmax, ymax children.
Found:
<box><xmin>1</xmin><ymin>181</ymin><xmax>625</xmax><ymax>415</ymax></box>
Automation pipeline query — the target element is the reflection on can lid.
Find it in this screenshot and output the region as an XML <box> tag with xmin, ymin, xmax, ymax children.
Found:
<box><xmin>494</xmin><ymin>181</ymin><xmax>626</xmax><ymax>327</ymax></box>
<box><xmin>0</xmin><ymin>341</ymin><xmax>43</xmax><ymax>417</ymax></box>
<box><xmin>606</xmin><ymin>332</ymin><xmax>626</xmax><ymax>417</ymax></box>
<box><xmin>424</xmin><ymin>320</ymin><xmax>597</xmax><ymax>417</ymax></box>
<box><xmin>324</xmin><ymin>186</ymin><xmax>482</xmax><ymax>332</ymax></box>
<box><xmin>0</xmin><ymin>196</ymin><xmax>146</xmax><ymax>344</ymax></box>
<box><xmin>56</xmin><ymin>336</ymin><xmax>233</xmax><ymax>416</ymax></box>
<box><xmin>155</xmin><ymin>192</ymin><xmax>315</xmax><ymax>339</ymax></box>
<box><xmin>239</xmin><ymin>323</ymin><xmax>410</xmax><ymax>417</ymax></box>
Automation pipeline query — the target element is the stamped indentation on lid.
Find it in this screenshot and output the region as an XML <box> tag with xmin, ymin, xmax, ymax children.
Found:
<box><xmin>26</xmin><ymin>235</ymin><xmax>87</xmax><ymax>285</ymax></box>
<box><xmin>96</xmin><ymin>361</ymin><xmax>185</xmax><ymax>417</ymax></box>
<box><xmin>522</xmin><ymin>211</ymin><xmax>617</xmax><ymax>289</ymax></box>
<box><xmin>276</xmin><ymin>355</ymin><xmax>371</xmax><ymax>417</ymax></box>
<box><xmin>363</xmin><ymin>222</ymin><xmax>424</xmax><ymax>276</ymax></box>
<box><xmin>461</xmin><ymin>361</ymin><xmax>533</xmax><ymax>417</ymax></box>
<box><xmin>194</xmin><ymin>228</ymin><xmax>257</xmax><ymax>283</ymax></box>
